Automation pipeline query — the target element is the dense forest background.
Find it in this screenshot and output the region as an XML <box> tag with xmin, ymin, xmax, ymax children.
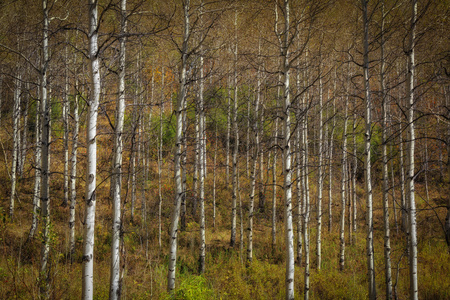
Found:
<box><xmin>0</xmin><ymin>0</ymin><xmax>449</xmax><ymax>299</ymax></box>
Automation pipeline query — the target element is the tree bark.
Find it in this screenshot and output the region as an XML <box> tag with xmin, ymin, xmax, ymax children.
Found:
<box><xmin>230</xmin><ymin>8</ymin><xmax>238</xmax><ymax>248</ymax></box>
<box><xmin>110</xmin><ymin>0</ymin><xmax>126</xmax><ymax>297</ymax></box>
<box><xmin>381</xmin><ymin>2</ymin><xmax>393</xmax><ymax>296</ymax></box>
<box><xmin>82</xmin><ymin>0</ymin><xmax>101</xmax><ymax>298</ymax></box>
<box><xmin>9</xmin><ymin>73</ymin><xmax>21</xmax><ymax>219</ymax></box>
<box><xmin>406</xmin><ymin>1</ymin><xmax>418</xmax><ymax>298</ymax></box>
<box><xmin>362</xmin><ymin>0</ymin><xmax>376</xmax><ymax>298</ymax></box>
<box><xmin>69</xmin><ymin>80</ymin><xmax>79</xmax><ymax>262</ymax></box>
<box><xmin>167</xmin><ymin>0</ymin><xmax>189</xmax><ymax>291</ymax></box>
<box><xmin>39</xmin><ymin>0</ymin><xmax>51</xmax><ymax>296</ymax></box>
<box><xmin>280</xmin><ymin>2</ymin><xmax>294</xmax><ymax>299</ymax></box>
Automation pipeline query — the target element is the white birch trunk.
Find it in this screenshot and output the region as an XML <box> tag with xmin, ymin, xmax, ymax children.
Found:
<box><xmin>339</xmin><ymin>93</ymin><xmax>349</xmax><ymax>271</ymax></box>
<box><xmin>281</xmin><ymin>1</ymin><xmax>294</xmax><ymax>298</ymax></box>
<box><xmin>167</xmin><ymin>0</ymin><xmax>189</xmax><ymax>291</ymax></box>
<box><xmin>226</xmin><ymin>76</ymin><xmax>231</xmax><ymax>185</ymax></box>
<box><xmin>198</xmin><ymin>14</ymin><xmax>206</xmax><ymax>271</ymax></box>
<box><xmin>329</xmin><ymin>97</ymin><xmax>336</xmax><ymax>232</ymax></box>
<box><xmin>82</xmin><ymin>0</ymin><xmax>101</xmax><ymax>298</ymax></box>
<box><xmin>362</xmin><ymin>0</ymin><xmax>376</xmax><ymax>297</ymax></box>
<box><xmin>381</xmin><ymin>2</ymin><xmax>393</xmax><ymax>296</ymax></box>
<box><xmin>406</xmin><ymin>1</ymin><xmax>418</xmax><ymax>298</ymax></box>
<box><xmin>69</xmin><ymin>81</ymin><xmax>79</xmax><ymax>261</ymax></box>
<box><xmin>39</xmin><ymin>0</ymin><xmax>51</xmax><ymax>296</ymax></box>
<box><xmin>316</xmin><ymin>76</ymin><xmax>324</xmax><ymax>270</ymax></box>
<box><xmin>158</xmin><ymin>67</ymin><xmax>165</xmax><ymax>252</ymax></box>
<box><xmin>110</xmin><ymin>0</ymin><xmax>126</xmax><ymax>297</ymax></box>
<box><xmin>9</xmin><ymin>73</ymin><xmax>21</xmax><ymax>219</ymax></box>
<box><xmin>19</xmin><ymin>81</ymin><xmax>29</xmax><ymax>177</ymax></box>
<box><xmin>29</xmin><ymin>88</ymin><xmax>41</xmax><ymax>239</ymax></box>
<box><xmin>230</xmin><ymin>9</ymin><xmax>238</xmax><ymax>247</ymax></box>
<box><xmin>247</xmin><ymin>61</ymin><xmax>261</xmax><ymax>264</ymax></box>
<box><xmin>63</xmin><ymin>43</ymin><xmax>70</xmax><ymax>207</ymax></box>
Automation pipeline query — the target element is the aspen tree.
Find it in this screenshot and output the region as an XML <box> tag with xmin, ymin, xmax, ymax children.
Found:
<box><xmin>198</xmin><ymin>0</ymin><xmax>206</xmax><ymax>272</ymax></box>
<box><xmin>230</xmin><ymin>8</ymin><xmax>238</xmax><ymax>248</ymax></box>
<box><xmin>272</xmin><ymin>2</ymin><xmax>281</xmax><ymax>253</ymax></box>
<box><xmin>19</xmin><ymin>80</ymin><xmax>29</xmax><ymax>177</ymax></box>
<box><xmin>69</xmin><ymin>80</ymin><xmax>79</xmax><ymax>262</ymax></box>
<box><xmin>168</xmin><ymin>0</ymin><xmax>189</xmax><ymax>291</ymax></box>
<box><xmin>158</xmin><ymin>67</ymin><xmax>165</xmax><ymax>252</ymax></box>
<box><xmin>302</xmin><ymin>55</ymin><xmax>311</xmax><ymax>300</ymax></box>
<box><xmin>339</xmin><ymin>91</ymin><xmax>349</xmax><ymax>271</ymax></box>
<box><xmin>317</xmin><ymin>74</ymin><xmax>324</xmax><ymax>270</ymax></box>
<box><xmin>110</xmin><ymin>0</ymin><xmax>126</xmax><ymax>297</ymax></box>
<box><xmin>82</xmin><ymin>0</ymin><xmax>101</xmax><ymax>297</ymax></box>
<box><xmin>40</xmin><ymin>0</ymin><xmax>51</xmax><ymax>295</ymax></box>
<box><xmin>247</xmin><ymin>41</ymin><xmax>261</xmax><ymax>263</ymax></box>
<box><xmin>406</xmin><ymin>1</ymin><xmax>418</xmax><ymax>298</ymax></box>
<box><xmin>381</xmin><ymin>1</ymin><xmax>392</xmax><ymax>296</ymax></box>
<box><xmin>352</xmin><ymin>97</ymin><xmax>357</xmax><ymax>235</ymax></box>
<box><xmin>29</xmin><ymin>86</ymin><xmax>41</xmax><ymax>239</ymax></box>
<box><xmin>62</xmin><ymin>41</ymin><xmax>70</xmax><ymax>207</ymax></box>
<box><xmin>362</xmin><ymin>0</ymin><xmax>376</xmax><ymax>297</ymax></box>
<box><xmin>280</xmin><ymin>1</ymin><xmax>295</xmax><ymax>298</ymax></box>
<box><xmin>328</xmin><ymin>92</ymin><xmax>336</xmax><ymax>232</ymax></box>
<box><xmin>295</xmin><ymin>64</ymin><xmax>302</xmax><ymax>265</ymax></box>
<box><xmin>9</xmin><ymin>73</ymin><xmax>21</xmax><ymax>219</ymax></box>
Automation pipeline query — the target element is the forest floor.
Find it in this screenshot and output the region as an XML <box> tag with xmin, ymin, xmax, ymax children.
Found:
<box><xmin>1</xmin><ymin>154</ymin><xmax>449</xmax><ymax>299</ymax></box>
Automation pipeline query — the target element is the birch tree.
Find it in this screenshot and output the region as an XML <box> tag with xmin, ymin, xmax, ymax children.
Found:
<box><xmin>110</xmin><ymin>0</ymin><xmax>127</xmax><ymax>297</ymax></box>
<box><xmin>280</xmin><ymin>1</ymin><xmax>295</xmax><ymax>298</ymax></box>
<box><xmin>39</xmin><ymin>0</ymin><xmax>51</xmax><ymax>295</ymax></box>
<box><xmin>9</xmin><ymin>73</ymin><xmax>21</xmax><ymax>219</ymax></box>
<box><xmin>406</xmin><ymin>0</ymin><xmax>418</xmax><ymax>298</ymax></box>
<box><xmin>230</xmin><ymin>8</ymin><xmax>238</xmax><ymax>248</ymax></box>
<box><xmin>82</xmin><ymin>0</ymin><xmax>101</xmax><ymax>297</ymax></box>
<box><xmin>362</xmin><ymin>0</ymin><xmax>376</xmax><ymax>298</ymax></box>
<box><xmin>168</xmin><ymin>0</ymin><xmax>189</xmax><ymax>291</ymax></box>
<box><xmin>380</xmin><ymin>1</ymin><xmax>392</xmax><ymax>296</ymax></box>
<box><xmin>69</xmin><ymin>80</ymin><xmax>79</xmax><ymax>262</ymax></box>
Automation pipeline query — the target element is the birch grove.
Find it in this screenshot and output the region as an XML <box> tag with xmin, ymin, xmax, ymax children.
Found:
<box><xmin>0</xmin><ymin>0</ymin><xmax>447</xmax><ymax>298</ymax></box>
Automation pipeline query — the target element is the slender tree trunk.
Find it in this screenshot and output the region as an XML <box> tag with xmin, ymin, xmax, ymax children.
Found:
<box><xmin>381</xmin><ymin>3</ymin><xmax>393</xmax><ymax>296</ymax></box>
<box><xmin>9</xmin><ymin>73</ymin><xmax>21</xmax><ymax>219</ymax></box>
<box><xmin>19</xmin><ymin>81</ymin><xmax>29</xmax><ymax>177</ymax></box>
<box><xmin>329</xmin><ymin>97</ymin><xmax>336</xmax><ymax>232</ymax></box>
<box><xmin>302</xmin><ymin>61</ymin><xmax>311</xmax><ymax>300</ymax></box>
<box><xmin>29</xmin><ymin>90</ymin><xmax>41</xmax><ymax>239</ymax></box>
<box><xmin>280</xmin><ymin>1</ymin><xmax>294</xmax><ymax>298</ymax></box>
<box><xmin>158</xmin><ymin>67</ymin><xmax>165</xmax><ymax>252</ymax></box>
<box><xmin>110</xmin><ymin>0</ymin><xmax>126</xmax><ymax>297</ymax></box>
<box><xmin>230</xmin><ymin>8</ymin><xmax>238</xmax><ymax>248</ymax></box>
<box><xmin>82</xmin><ymin>1</ymin><xmax>101</xmax><ymax>298</ymax></box>
<box><xmin>181</xmin><ymin>97</ymin><xmax>188</xmax><ymax>227</ymax></box>
<box><xmin>167</xmin><ymin>0</ymin><xmax>189</xmax><ymax>291</ymax></box>
<box><xmin>317</xmin><ymin>76</ymin><xmax>324</xmax><ymax>270</ymax></box>
<box><xmin>198</xmin><ymin>15</ymin><xmax>206</xmax><ymax>272</ymax></box>
<box><xmin>69</xmin><ymin>81</ymin><xmax>79</xmax><ymax>262</ymax></box>
<box><xmin>246</xmin><ymin>99</ymin><xmax>250</xmax><ymax>178</ymax></box>
<box><xmin>296</xmin><ymin>97</ymin><xmax>302</xmax><ymax>265</ymax></box>
<box><xmin>247</xmin><ymin>60</ymin><xmax>261</xmax><ymax>264</ymax></box>
<box><xmin>62</xmin><ymin>44</ymin><xmax>70</xmax><ymax>207</ymax></box>
<box><xmin>39</xmin><ymin>0</ymin><xmax>51</xmax><ymax>296</ymax></box>
<box><xmin>213</xmin><ymin>123</ymin><xmax>218</xmax><ymax>228</ymax></box>
<box><xmin>406</xmin><ymin>1</ymin><xmax>418</xmax><ymax>298</ymax></box>
<box><xmin>339</xmin><ymin>93</ymin><xmax>349</xmax><ymax>271</ymax></box>
<box><xmin>362</xmin><ymin>0</ymin><xmax>376</xmax><ymax>298</ymax></box>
